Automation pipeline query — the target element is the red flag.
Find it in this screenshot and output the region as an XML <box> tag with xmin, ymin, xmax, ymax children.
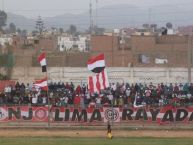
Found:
<box><xmin>87</xmin><ymin>54</ymin><xmax>105</xmax><ymax>73</ymax></box>
<box><xmin>88</xmin><ymin>69</ymin><xmax>109</xmax><ymax>93</ymax></box>
<box><xmin>38</xmin><ymin>52</ymin><xmax>47</xmax><ymax>72</ymax></box>
<box><xmin>33</xmin><ymin>77</ymin><xmax>48</xmax><ymax>91</ymax></box>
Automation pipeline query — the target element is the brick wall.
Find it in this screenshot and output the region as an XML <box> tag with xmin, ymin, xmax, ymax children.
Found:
<box><xmin>91</xmin><ymin>35</ymin><xmax>191</xmax><ymax>67</ymax></box>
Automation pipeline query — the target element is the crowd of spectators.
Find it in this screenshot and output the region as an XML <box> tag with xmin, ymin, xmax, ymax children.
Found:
<box><xmin>1</xmin><ymin>81</ymin><xmax>193</xmax><ymax>108</ymax></box>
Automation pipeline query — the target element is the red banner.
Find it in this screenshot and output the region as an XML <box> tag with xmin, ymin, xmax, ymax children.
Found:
<box><xmin>0</xmin><ymin>106</ymin><xmax>8</xmax><ymax>122</ymax></box>
<box><xmin>0</xmin><ymin>106</ymin><xmax>193</xmax><ymax>125</ymax></box>
<box><xmin>7</xmin><ymin>106</ymin><xmax>48</xmax><ymax>122</ymax></box>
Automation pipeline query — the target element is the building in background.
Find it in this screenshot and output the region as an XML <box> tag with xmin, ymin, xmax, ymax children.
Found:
<box><xmin>0</xmin><ymin>35</ymin><xmax>13</xmax><ymax>46</ymax></box>
<box><xmin>58</xmin><ymin>35</ymin><xmax>89</xmax><ymax>52</ymax></box>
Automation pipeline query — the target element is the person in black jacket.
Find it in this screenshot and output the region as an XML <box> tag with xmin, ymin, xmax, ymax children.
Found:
<box><xmin>107</xmin><ymin>122</ymin><xmax>111</xmax><ymax>133</ymax></box>
<box><xmin>107</xmin><ymin>121</ymin><xmax>113</xmax><ymax>139</ymax></box>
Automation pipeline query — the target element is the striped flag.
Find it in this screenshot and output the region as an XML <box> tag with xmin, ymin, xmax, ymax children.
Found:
<box><xmin>88</xmin><ymin>69</ymin><xmax>109</xmax><ymax>93</ymax></box>
<box><xmin>87</xmin><ymin>54</ymin><xmax>105</xmax><ymax>73</ymax></box>
<box><xmin>38</xmin><ymin>52</ymin><xmax>47</xmax><ymax>72</ymax></box>
<box><xmin>33</xmin><ymin>77</ymin><xmax>48</xmax><ymax>91</ymax></box>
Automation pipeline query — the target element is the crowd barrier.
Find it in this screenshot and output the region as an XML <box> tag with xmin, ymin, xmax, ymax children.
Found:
<box><xmin>0</xmin><ymin>105</ymin><xmax>193</xmax><ymax>127</ymax></box>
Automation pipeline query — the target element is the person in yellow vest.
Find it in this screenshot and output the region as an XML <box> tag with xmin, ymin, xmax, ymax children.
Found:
<box><xmin>107</xmin><ymin>122</ymin><xmax>113</xmax><ymax>139</ymax></box>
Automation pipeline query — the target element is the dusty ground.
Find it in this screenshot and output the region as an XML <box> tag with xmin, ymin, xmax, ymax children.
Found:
<box><xmin>0</xmin><ymin>129</ymin><xmax>193</xmax><ymax>138</ymax></box>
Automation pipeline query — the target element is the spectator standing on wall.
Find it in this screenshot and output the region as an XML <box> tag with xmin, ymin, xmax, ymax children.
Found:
<box><xmin>81</xmin><ymin>84</ymin><xmax>87</xmax><ymax>95</ymax></box>
<box><xmin>74</xmin><ymin>94</ymin><xmax>81</xmax><ymax>108</ymax></box>
<box><xmin>64</xmin><ymin>96</ymin><xmax>69</xmax><ymax>107</ymax></box>
<box><xmin>183</xmin><ymin>83</ymin><xmax>189</xmax><ymax>94</ymax></box>
<box><xmin>88</xmin><ymin>99</ymin><xmax>96</xmax><ymax>108</ymax></box>
<box><xmin>189</xmin><ymin>83</ymin><xmax>193</xmax><ymax>96</ymax></box>
<box><xmin>96</xmin><ymin>96</ymin><xmax>102</xmax><ymax>108</ymax></box>
<box><xmin>80</xmin><ymin>94</ymin><xmax>85</xmax><ymax>108</ymax></box>
<box><xmin>107</xmin><ymin>93</ymin><xmax>113</xmax><ymax>105</ymax></box>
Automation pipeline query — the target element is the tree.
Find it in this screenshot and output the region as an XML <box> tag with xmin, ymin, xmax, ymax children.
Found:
<box><xmin>161</xmin><ymin>27</ymin><xmax>167</xmax><ymax>35</ymax></box>
<box><xmin>21</xmin><ymin>30</ymin><xmax>27</xmax><ymax>37</ymax></box>
<box><xmin>35</xmin><ymin>16</ymin><xmax>45</xmax><ymax>35</ymax></box>
<box><xmin>32</xmin><ymin>30</ymin><xmax>38</xmax><ymax>36</ymax></box>
<box><xmin>17</xmin><ymin>28</ymin><xmax>21</xmax><ymax>35</ymax></box>
<box><xmin>59</xmin><ymin>28</ymin><xmax>64</xmax><ymax>34</ymax></box>
<box><xmin>9</xmin><ymin>23</ymin><xmax>16</xmax><ymax>33</ymax></box>
<box><xmin>0</xmin><ymin>10</ymin><xmax>7</xmax><ymax>32</ymax></box>
<box><xmin>67</xmin><ymin>24</ymin><xmax>77</xmax><ymax>36</ymax></box>
<box><xmin>166</xmin><ymin>22</ymin><xmax>173</xmax><ymax>29</ymax></box>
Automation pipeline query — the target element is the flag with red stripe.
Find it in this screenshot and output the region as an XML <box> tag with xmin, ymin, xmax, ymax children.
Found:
<box><xmin>88</xmin><ymin>69</ymin><xmax>109</xmax><ymax>93</ymax></box>
<box><xmin>87</xmin><ymin>53</ymin><xmax>105</xmax><ymax>73</ymax></box>
<box><xmin>38</xmin><ymin>52</ymin><xmax>47</xmax><ymax>72</ymax></box>
<box><xmin>33</xmin><ymin>77</ymin><xmax>48</xmax><ymax>91</ymax></box>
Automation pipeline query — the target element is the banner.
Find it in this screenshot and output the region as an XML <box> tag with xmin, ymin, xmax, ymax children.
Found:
<box><xmin>0</xmin><ymin>106</ymin><xmax>193</xmax><ymax>124</ymax></box>
<box><xmin>0</xmin><ymin>106</ymin><xmax>8</xmax><ymax>122</ymax></box>
<box><xmin>155</xmin><ymin>58</ymin><xmax>168</xmax><ymax>64</ymax></box>
<box><xmin>52</xmin><ymin>107</ymin><xmax>103</xmax><ymax>123</ymax></box>
<box><xmin>7</xmin><ymin>106</ymin><xmax>48</xmax><ymax>122</ymax></box>
<box><xmin>103</xmin><ymin>108</ymin><xmax>120</xmax><ymax>123</ymax></box>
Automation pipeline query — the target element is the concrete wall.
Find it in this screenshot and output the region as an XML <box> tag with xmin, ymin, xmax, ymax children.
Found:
<box><xmin>4</xmin><ymin>67</ymin><xmax>193</xmax><ymax>85</ymax></box>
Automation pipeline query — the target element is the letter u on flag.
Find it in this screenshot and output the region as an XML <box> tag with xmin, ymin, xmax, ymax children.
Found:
<box><xmin>38</xmin><ymin>52</ymin><xmax>47</xmax><ymax>72</ymax></box>
<box><xmin>87</xmin><ymin>53</ymin><xmax>105</xmax><ymax>73</ymax></box>
<box><xmin>33</xmin><ymin>77</ymin><xmax>48</xmax><ymax>91</ymax></box>
<box><xmin>88</xmin><ymin>69</ymin><xmax>109</xmax><ymax>93</ymax></box>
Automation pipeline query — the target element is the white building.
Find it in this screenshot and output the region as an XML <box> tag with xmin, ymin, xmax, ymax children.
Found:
<box><xmin>167</xmin><ymin>28</ymin><xmax>175</xmax><ymax>35</ymax></box>
<box><xmin>58</xmin><ymin>36</ymin><xmax>88</xmax><ymax>52</ymax></box>
<box><xmin>0</xmin><ymin>36</ymin><xmax>13</xmax><ymax>46</ymax></box>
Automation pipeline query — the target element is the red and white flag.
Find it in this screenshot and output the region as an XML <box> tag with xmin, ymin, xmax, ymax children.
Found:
<box><xmin>87</xmin><ymin>53</ymin><xmax>105</xmax><ymax>73</ymax></box>
<box><xmin>33</xmin><ymin>77</ymin><xmax>48</xmax><ymax>91</ymax></box>
<box><xmin>88</xmin><ymin>69</ymin><xmax>109</xmax><ymax>93</ymax></box>
<box><xmin>38</xmin><ymin>52</ymin><xmax>47</xmax><ymax>72</ymax></box>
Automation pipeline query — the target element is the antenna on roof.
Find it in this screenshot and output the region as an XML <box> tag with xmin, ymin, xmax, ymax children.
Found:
<box><xmin>89</xmin><ymin>0</ymin><xmax>94</xmax><ymax>35</ymax></box>
<box><xmin>95</xmin><ymin>0</ymin><xmax>98</xmax><ymax>27</ymax></box>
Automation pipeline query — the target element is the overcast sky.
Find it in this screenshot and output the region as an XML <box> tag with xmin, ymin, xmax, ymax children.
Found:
<box><xmin>2</xmin><ymin>0</ymin><xmax>193</xmax><ymax>18</ymax></box>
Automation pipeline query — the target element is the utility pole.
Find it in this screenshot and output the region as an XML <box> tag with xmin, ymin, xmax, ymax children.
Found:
<box><xmin>148</xmin><ymin>8</ymin><xmax>152</xmax><ymax>26</ymax></box>
<box><xmin>121</xmin><ymin>30</ymin><xmax>125</xmax><ymax>67</ymax></box>
<box><xmin>95</xmin><ymin>0</ymin><xmax>98</xmax><ymax>27</ymax></box>
<box><xmin>188</xmin><ymin>33</ymin><xmax>192</xmax><ymax>83</ymax></box>
<box><xmin>89</xmin><ymin>0</ymin><xmax>94</xmax><ymax>35</ymax></box>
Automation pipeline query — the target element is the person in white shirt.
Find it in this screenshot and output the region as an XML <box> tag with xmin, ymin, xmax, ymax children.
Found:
<box><xmin>32</xmin><ymin>96</ymin><xmax>38</xmax><ymax>105</ymax></box>
<box><xmin>96</xmin><ymin>97</ymin><xmax>102</xmax><ymax>108</ymax></box>
<box><xmin>42</xmin><ymin>96</ymin><xmax>47</xmax><ymax>105</ymax></box>
<box><xmin>107</xmin><ymin>93</ymin><xmax>113</xmax><ymax>105</ymax></box>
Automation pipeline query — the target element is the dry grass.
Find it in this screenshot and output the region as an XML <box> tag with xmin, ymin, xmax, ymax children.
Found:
<box><xmin>0</xmin><ymin>129</ymin><xmax>193</xmax><ymax>138</ymax></box>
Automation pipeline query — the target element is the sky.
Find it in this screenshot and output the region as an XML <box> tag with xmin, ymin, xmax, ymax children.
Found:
<box><xmin>1</xmin><ymin>0</ymin><xmax>193</xmax><ymax>18</ymax></box>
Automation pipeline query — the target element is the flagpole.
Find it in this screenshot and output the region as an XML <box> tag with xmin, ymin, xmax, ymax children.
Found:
<box><xmin>44</xmin><ymin>51</ymin><xmax>50</xmax><ymax>128</ymax></box>
<box><xmin>46</xmin><ymin>71</ymin><xmax>51</xmax><ymax>128</ymax></box>
<box><xmin>38</xmin><ymin>51</ymin><xmax>51</xmax><ymax>128</ymax></box>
